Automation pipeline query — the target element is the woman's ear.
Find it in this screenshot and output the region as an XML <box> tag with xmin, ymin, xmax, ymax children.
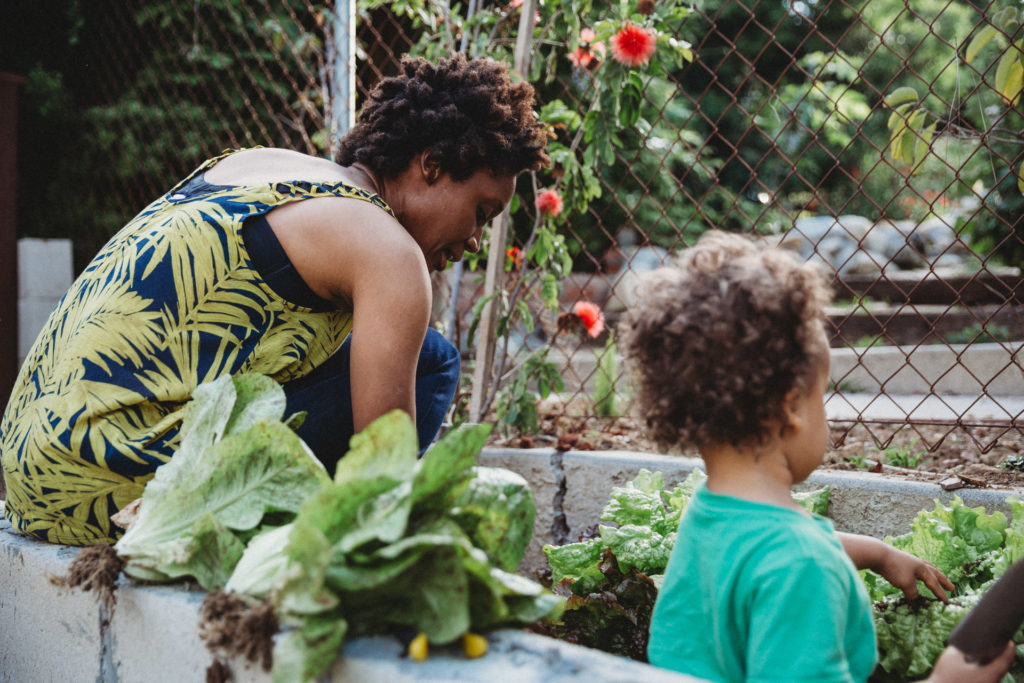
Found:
<box><xmin>419</xmin><ymin>149</ymin><xmax>442</xmax><ymax>185</ymax></box>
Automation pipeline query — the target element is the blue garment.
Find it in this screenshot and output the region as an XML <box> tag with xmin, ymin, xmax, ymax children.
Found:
<box><xmin>242</xmin><ymin>184</ymin><xmax>460</xmax><ymax>471</ymax></box>
<box><xmin>1</xmin><ymin>149</ymin><xmax>458</xmax><ymax>545</ymax></box>
<box><xmin>648</xmin><ymin>484</ymin><xmax>877</xmax><ymax>683</ymax></box>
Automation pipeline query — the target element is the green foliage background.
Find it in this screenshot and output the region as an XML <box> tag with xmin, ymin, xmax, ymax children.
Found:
<box><xmin>2</xmin><ymin>0</ymin><xmax>1021</xmax><ymax>273</ymax></box>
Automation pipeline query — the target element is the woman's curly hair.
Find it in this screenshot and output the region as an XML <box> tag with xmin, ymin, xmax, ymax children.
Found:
<box><xmin>337</xmin><ymin>54</ymin><xmax>549</xmax><ymax>180</ymax></box>
<box><xmin>619</xmin><ymin>231</ymin><xmax>832</xmax><ymax>450</ymax></box>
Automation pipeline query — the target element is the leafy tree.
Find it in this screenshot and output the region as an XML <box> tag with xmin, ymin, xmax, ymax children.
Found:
<box><xmin>6</xmin><ymin>0</ymin><xmax>328</xmax><ymax>271</ymax></box>
<box><xmin>881</xmin><ymin>1</ymin><xmax>1023</xmax><ymax>265</ymax></box>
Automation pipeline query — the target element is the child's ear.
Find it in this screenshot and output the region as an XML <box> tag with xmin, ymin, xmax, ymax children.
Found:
<box><xmin>781</xmin><ymin>387</ymin><xmax>804</xmax><ymax>434</ymax></box>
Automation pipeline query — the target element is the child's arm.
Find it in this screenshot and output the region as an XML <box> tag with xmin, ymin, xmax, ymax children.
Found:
<box><xmin>837</xmin><ymin>531</ymin><xmax>954</xmax><ymax>601</ymax></box>
<box><xmin>921</xmin><ymin>642</ymin><xmax>1016</xmax><ymax>682</ymax></box>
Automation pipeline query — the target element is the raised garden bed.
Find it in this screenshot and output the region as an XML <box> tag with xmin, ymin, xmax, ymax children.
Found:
<box><xmin>6</xmin><ymin>448</ymin><xmax>1021</xmax><ymax>681</ymax></box>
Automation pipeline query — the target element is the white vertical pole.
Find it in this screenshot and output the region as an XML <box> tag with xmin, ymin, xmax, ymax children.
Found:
<box><xmin>330</xmin><ymin>0</ymin><xmax>356</xmax><ymax>156</ymax></box>
<box><xmin>468</xmin><ymin>0</ymin><xmax>538</xmax><ymax>422</ymax></box>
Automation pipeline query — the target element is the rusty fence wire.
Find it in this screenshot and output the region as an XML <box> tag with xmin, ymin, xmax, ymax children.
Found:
<box><xmin>10</xmin><ymin>0</ymin><xmax>1024</xmax><ymax>457</ymax></box>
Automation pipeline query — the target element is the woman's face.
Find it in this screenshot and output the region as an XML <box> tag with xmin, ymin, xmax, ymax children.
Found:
<box><xmin>393</xmin><ymin>158</ymin><xmax>517</xmax><ymax>272</ymax></box>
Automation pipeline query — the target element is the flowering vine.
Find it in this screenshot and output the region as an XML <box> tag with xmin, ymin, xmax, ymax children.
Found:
<box><xmin>370</xmin><ymin>0</ymin><xmax>695</xmax><ymax>432</ymax></box>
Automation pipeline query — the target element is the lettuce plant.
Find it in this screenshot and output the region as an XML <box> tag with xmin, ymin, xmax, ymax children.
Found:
<box><xmin>105</xmin><ymin>373</ymin><xmax>559</xmax><ymax>682</ymax></box>
<box><xmin>542</xmin><ymin>467</ymin><xmax>1024</xmax><ymax>682</ymax></box>
<box><xmin>866</xmin><ymin>497</ymin><xmax>1024</xmax><ymax>681</ymax></box>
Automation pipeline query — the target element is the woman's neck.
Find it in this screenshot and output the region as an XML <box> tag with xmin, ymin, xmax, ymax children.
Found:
<box><xmin>350</xmin><ymin>162</ymin><xmax>383</xmax><ymax>196</ymax></box>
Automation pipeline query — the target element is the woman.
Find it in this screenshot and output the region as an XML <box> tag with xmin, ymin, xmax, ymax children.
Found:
<box><xmin>0</xmin><ymin>54</ymin><xmax>550</xmax><ymax>545</ymax></box>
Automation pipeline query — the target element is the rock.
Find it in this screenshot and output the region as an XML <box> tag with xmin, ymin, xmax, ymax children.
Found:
<box><xmin>606</xmin><ymin>244</ymin><xmax>670</xmax><ymax>313</ymax></box>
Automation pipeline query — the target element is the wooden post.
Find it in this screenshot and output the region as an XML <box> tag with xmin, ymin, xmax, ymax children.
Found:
<box><xmin>0</xmin><ymin>73</ymin><xmax>24</xmax><ymax>414</ymax></box>
<box><xmin>468</xmin><ymin>0</ymin><xmax>538</xmax><ymax>422</ymax></box>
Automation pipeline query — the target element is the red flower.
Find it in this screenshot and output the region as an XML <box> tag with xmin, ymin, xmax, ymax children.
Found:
<box><xmin>610</xmin><ymin>23</ymin><xmax>657</xmax><ymax>67</ymax></box>
<box><xmin>573</xmin><ymin>301</ymin><xmax>605</xmax><ymax>338</ymax></box>
<box><xmin>568</xmin><ymin>28</ymin><xmax>606</xmax><ymax>70</ymax></box>
<box><xmin>535</xmin><ymin>189</ymin><xmax>564</xmax><ymax>217</ymax></box>
<box><xmin>506</xmin><ymin>246</ymin><xmax>524</xmax><ymax>268</ymax></box>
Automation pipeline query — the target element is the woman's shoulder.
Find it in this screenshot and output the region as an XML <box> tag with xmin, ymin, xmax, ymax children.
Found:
<box><xmin>204</xmin><ymin>148</ymin><xmax>362</xmax><ymax>189</ymax></box>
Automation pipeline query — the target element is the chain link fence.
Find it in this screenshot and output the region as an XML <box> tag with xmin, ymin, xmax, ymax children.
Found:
<box><xmin>11</xmin><ymin>0</ymin><xmax>1023</xmax><ymax>456</ymax></box>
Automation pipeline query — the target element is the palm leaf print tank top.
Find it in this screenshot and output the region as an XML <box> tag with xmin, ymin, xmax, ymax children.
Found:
<box><xmin>0</xmin><ymin>149</ymin><xmax>394</xmax><ymax>545</ymax></box>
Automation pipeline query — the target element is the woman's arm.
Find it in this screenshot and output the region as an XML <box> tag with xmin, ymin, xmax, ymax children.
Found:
<box><xmin>269</xmin><ymin>196</ymin><xmax>434</xmax><ymax>433</ymax></box>
<box><xmin>837</xmin><ymin>531</ymin><xmax>954</xmax><ymax>601</ymax></box>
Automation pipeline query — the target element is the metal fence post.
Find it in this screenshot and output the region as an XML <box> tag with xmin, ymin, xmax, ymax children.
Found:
<box><xmin>468</xmin><ymin>0</ymin><xmax>539</xmax><ymax>423</ymax></box>
<box><xmin>329</xmin><ymin>0</ymin><xmax>356</xmax><ymax>154</ymax></box>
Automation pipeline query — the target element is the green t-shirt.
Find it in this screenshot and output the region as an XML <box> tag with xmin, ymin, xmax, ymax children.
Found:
<box><xmin>648</xmin><ymin>484</ymin><xmax>877</xmax><ymax>682</ymax></box>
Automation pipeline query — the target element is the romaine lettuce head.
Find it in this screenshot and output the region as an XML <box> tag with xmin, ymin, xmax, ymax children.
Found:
<box><xmin>450</xmin><ymin>466</ymin><xmax>536</xmax><ymax>572</ymax></box>
<box><xmin>115</xmin><ymin>419</ymin><xmax>329</xmax><ymax>589</ymax></box>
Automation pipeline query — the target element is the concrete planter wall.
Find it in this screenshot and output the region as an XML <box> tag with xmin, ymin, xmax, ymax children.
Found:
<box><xmin>476</xmin><ymin>449</ymin><xmax>1022</xmax><ymax>580</ymax></box>
<box><xmin>3</xmin><ymin>448</ymin><xmax>1022</xmax><ymax>681</ymax></box>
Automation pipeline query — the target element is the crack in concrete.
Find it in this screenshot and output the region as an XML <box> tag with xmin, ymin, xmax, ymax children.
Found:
<box><xmin>96</xmin><ymin>602</ymin><xmax>116</xmax><ymax>683</ymax></box>
<box><xmin>549</xmin><ymin>450</ymin><xmax>571</xmax><ymax>545</ymax></box>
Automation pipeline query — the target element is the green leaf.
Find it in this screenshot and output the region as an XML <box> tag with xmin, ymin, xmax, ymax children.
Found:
<box><xmin>544</xmin><ymin>538</ymin><xmax>604</xmax><ymax>584</ymax></box>
<box><xmin>600</xmin><ymin>470</ymin><xmax>666</xmax><ymax>527</ymax></box>
<box><xmin>224</xmin><ymin>523</ymin><xmax>294</xmax><ymax>599</ymax></box>
<box><xmin>342</xmin><ymin>548</ymin><xmax>472</xmax><ymax>644</ymax></box>
<box><xmin>874</xmin><ymin>594</ymin><xmax>973</xmax><ymax>677</ymax></box>
<box><xmin>884</xmin><ymin>86</ymin><xmax>920</xmax><ymax>108</ymax></box>
<box><xmin>1018</xmin><ymin>160</ymin><xmax>1024</xmax><ymax>195</ymax></box>
<box><xmin>599</xmin><ymin>523</ymin><xmax>674</xmax><ymax>574</ymax></box>
<box><xmin>115</xmin><ymin>420</ymin><xmax>329</xmax><ymax>586</ymax></box>
<box><xmin>271</xmin><ymin>614</ymin><xmax>348</xmax><ymax>683</ymax></box>
<box><xmin>411</xmin><ymin>421</ymin><xmax>493</xmax><ymax>509</ymax></box>
<box><xmin>325</xmin><ymin>520</ymin><xmax>462</xmax><ymax>592</ymax></box>
<box><xmin>912</xmin><ymin>121</ymin><xmax>938</xmax><ymax>171</ymax></box>
<box><xmin>451</xmin><ymin>466</ymin><xmax>536</xmax><ymax>571</ymax></box>
<box><xmin>966</xmin><ymin>25</ymin><xmax>999</xmax><ymax>63</ymax></box>
<box><xmin>334</xmin><ymin>409</ymin><xmax>418</xmax><ymax>484</ymax></box>
<box><xmin>793</xmin><ymin>486</ymin><xmax>830</xmax><ymax>516</ymax></box>
<box><xmin>995</xmin><ymin>50</ymin><xmax>1023</xmax><ymax>105</ymax></box>
<box><xmin>224</xmin><ymin>373</ymin><xmax>288</xmax><ymax>436</ymax></box>
<box><xmin>886</xmin><ymin>102</ymin><xmax>914</xmax><ymax>132</ymax></box>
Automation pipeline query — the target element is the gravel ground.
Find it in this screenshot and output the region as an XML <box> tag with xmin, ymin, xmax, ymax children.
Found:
<box><xmin>488</xmin><ymin>400</ymin><xmax>1024</xmax><ymax>490</ymax></box>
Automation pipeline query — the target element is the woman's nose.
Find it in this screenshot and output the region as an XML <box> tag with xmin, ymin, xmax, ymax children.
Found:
<box><xmin>465</xmin><ymin>234</ymin><xmax>481</xmax><ymax>253</ymax></box>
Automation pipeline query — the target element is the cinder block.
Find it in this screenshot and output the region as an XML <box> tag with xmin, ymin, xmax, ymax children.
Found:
<box><xmin>801</xmin><ymin>470</ymin><xmax>1017</xmax><ymax>539</ymax></box>
<box><xmin>17</xmin><ymin>298</ymin><xmax>59</xmax><ymax>362</ymax></box>
<box><xmin>0</xmin><ymin>518</ymin><xmax>103</xmax><ymax>681</ymax></box>
<box><xmin>831</xmin><ymin>342</ymin><xmax>1024</xmax><ymax>396</ymax></box>
<box><xmin>17</xmin><ymin>238</ymin><xmax>73</xmax><ymax>299</ymax></box>
<box><xmin>111</xmin><ymin>583</ymin><xmax>219</xmax><ymax>682</ymax></box>
<box><xmin>560</xmin><ymin>451</ymin><xmax>702</xmax><ymax>542</ymax></box>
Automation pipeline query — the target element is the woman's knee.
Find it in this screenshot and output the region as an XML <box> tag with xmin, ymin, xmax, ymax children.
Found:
<box><xmin>418</xmin><ymin>328</ymin><xmax>461</xmax><ymax>381</ymax></box>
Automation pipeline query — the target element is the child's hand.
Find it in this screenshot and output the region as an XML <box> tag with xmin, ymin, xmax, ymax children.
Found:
<box><xmin>922</xmin><ymin>641</ymin><xmax>1016</xmax><ymax>683</ymax></box>
<box><xmin>879</xmin><ymin>545</ymin><xmax>954</xmax><ymax>602</ymax></box>
<box><xmin>837</xmin><ymin>533</ymin><xmax>954</xmax><ymax>601</ymax></box>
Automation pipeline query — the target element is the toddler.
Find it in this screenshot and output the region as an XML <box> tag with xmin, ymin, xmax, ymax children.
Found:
<box><xmin>619</xmin><ymin>231</ymin><xmax>1014</xmax><ymax>682</ymax></box>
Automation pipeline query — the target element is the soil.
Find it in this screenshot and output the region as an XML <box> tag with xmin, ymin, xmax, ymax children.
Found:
<box><xmin>488</xmin><ymin>399</ymin><xmax>1024</xmax><ymax>491</ymax></box>
<box><xmin>199</xmin><ymin>590</ymin><xmax>278</xmax><ymax>674</ymax></box>
<box><xmin>47</xmin><ymin>543</ymin><xmax>124</xmax><ymax>616</ymax></box>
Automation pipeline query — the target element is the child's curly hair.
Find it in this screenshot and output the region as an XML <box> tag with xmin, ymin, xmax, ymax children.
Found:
<box><xmin>619</xmin><ymin>231</ymin><xmax>832</xmax><ymax>450</ymax></box>
<box><xmin>337</xmin><ymin>54</ymin><xmax>550</xmax><ymax>181</ymax></box>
